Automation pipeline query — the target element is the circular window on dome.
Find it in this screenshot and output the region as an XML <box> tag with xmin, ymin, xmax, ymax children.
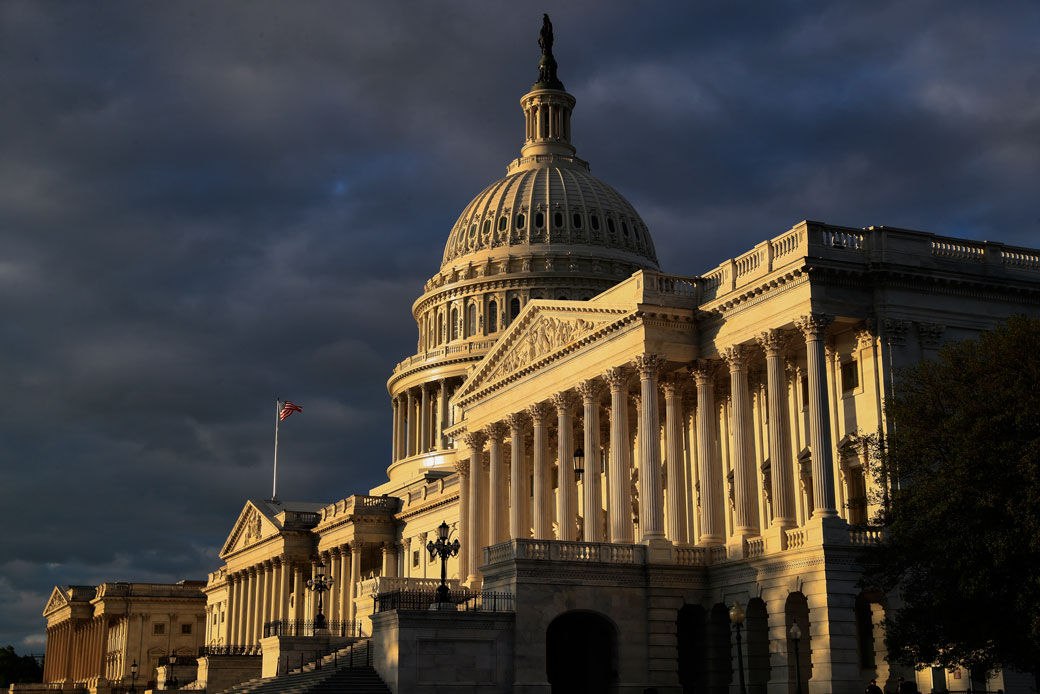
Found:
<box><xmin>535</xmin><ymin>211</ymin><xmax>544</xmax><ymax>228</ymax></box>
<box><xmin>573</xmin><ymin>213</ymin><xmax>583</xmax><ymax>229</ymax></box>
<box><xmin>516</xmin><ymin>213</ymin><xmax>526</xmax><ymax>229</ymax></box>
<box><xmin>591</xmin><ymin>215</ymin><xmax>600</xmax><ymax>231</ymax></box>
<box><xmin>553</xmin><ymin>212</ymin><xmax>563</xmax><ymax>228</ymax></box>
<box><xmin>498</xmin><ymin>216</ymin><xmax>507</xmax><ymax>232</ymax></box>
<box><xmin>607</xmin><ymin>217</ymin><xmax>616</xmax><ymax>234</ymax></box>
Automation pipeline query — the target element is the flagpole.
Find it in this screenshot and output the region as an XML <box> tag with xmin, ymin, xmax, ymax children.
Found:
<box><xmin>272</xmin><ymin>398</ymin><xmax>280</xmax><ymax>500</ymax></box>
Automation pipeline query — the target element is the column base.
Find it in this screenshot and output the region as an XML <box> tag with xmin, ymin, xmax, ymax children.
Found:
<box><xmin>642</xmin><ymin>537</ymin><xmax>674</xmax><ymax>564</ymax></box>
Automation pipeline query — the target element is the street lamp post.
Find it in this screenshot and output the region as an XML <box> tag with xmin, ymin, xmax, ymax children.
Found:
<box><xmin>790</xmin><ymin>623</ymin><xmax>803</xmax><ymax>694</ymax></box>
<box><xmin>129</xmin><ymin>659</ymin><xmax>139</xmax><ymax>694</ymax></box>
<box><xmin>730</xmin><ymin>602</ymin><xmax>748</xmax><ymax>694</ymax></box>
<box><xmin>306</xmin><ymin>560</ymin><xmax>334</xmax><ymax>631</ymax></box>
<box><xmin>166</xmin><ymin>653</ymin><xmax>179</xmax><ymax>690</ymax></box>
<box><xmin>426</xmin><ymin>521</ymin><xmax>460</xmax><ymax>604</ymax></box>
<box><xmin>573</xmin><ymin>447</ymin><xmax>585</xmax><ymax>480</ymax></box>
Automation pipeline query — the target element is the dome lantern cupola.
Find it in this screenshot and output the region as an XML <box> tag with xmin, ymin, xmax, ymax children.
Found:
<box><xmin>519</xmin><ymin>14</ymin><xmax>577</xmax><ymax>161</ymax></box>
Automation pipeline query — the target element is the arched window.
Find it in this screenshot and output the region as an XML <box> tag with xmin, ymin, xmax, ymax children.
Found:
<box><xmin>488</xmin><ymin>300</ymin><xmax>498</xmax><ymax>333</ymax></box>
<box><xmin>573</xmin><ymin>213</ymin><xmax>583</xmax><ymax>229</ymax></box>
<box><xmin>467</xmin><ymin>302</ymin><xmax>477</xmax><ymax>337</ymax></box>
<box><xmin>510</xmin><ymin>297</ymin><xmax>521</xmax><ymax>322</ymax></box>
<box><xmin>607</xmin><ymin>217</ymin><xmax>616</xmax><ymax>234</ymax></box>
<box><xmin>439</xmin><ymin>311</ymin><xmax>446</xmax><ymax>344</ymax></box>
<box><xmin>516</xmin><ymin>213</ymin><xmax>526</xmax><ymax>229</ymax></box>
<box><xmin>590</xmin><ymin>215</ymin><xmax>600</xmax><ymax>231</ymax></box>
<box><xmin>451</xmin><ymin>307</ymin><xmax>459</xmax><ymax>340</ymax></box>
<box><xmin>498</xmin><ymin>216</ymin><xmax>507</xmax><ymax>231</ymax></box>
<box><xmin>554</xmin><ymin>211</ymin><xmax>564</xmax><ymax>228</ymax></box>
<box><xmin>535</xmin><ymin>211</ymin><xmax>544</xmax><ymax>228</ymax></box>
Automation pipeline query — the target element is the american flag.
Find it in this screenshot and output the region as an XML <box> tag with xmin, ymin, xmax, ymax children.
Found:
<box><xmin>279</xmin><ymin>401</ymin><xmax>303</xmax><ymax>421</ymax></box>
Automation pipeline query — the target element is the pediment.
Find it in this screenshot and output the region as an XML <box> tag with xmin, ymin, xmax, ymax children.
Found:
<box><xmin>454</xmin><ymin>301</ymin><xmax>631</xmax><ymax>405</ymax></box>
<box><xmin>43</xmin><ymin>586</ymin><xmax>69</xmax><ymax>616</ymax></box>
<box><xmin>219</xmin><ymin>501</ymin><xmax>281</xmax><ymax>559</ymax></box>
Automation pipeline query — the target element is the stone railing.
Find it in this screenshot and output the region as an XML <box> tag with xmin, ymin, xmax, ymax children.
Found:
<box><xmin>486</xmin><ymin>539</ymin><xmax>649</xmax><ymax>565</ymax></box>
<box><xmin>784</xmin><ymin>528</ymin><xmax>807</xmax><ymax>550</ymax></box>
<box><xmin>745</xmin><ymin>536</ymin><xmax>766</xmax><ymax>558</ymax></box>
<box><xmin>848</xmin><ymin>527</ymin><xmax>884</xmax><ymax>546</ymax></box>
<box><xmin>319</xmin><ymin>494</ymin><xmax>398</xmax><ymax>522</ymax></box>
<box><xmin>96</xmin><ymin>582</ymin><xmax>204</xmax><ymax>599</ymax></box>
<box><xmin>357</xmin><ymin>576</ymin><xmax>461</xmax><ymax>598</ymax></box>
<box><xmin>675</xmin><ymin>547</ymin><xmax>707</xmax><ymax>566</ymax></box>
<box><xmin>392</xmin><ymin>339</ymin><xmax>497</xmax><ymax>374</ymax></box>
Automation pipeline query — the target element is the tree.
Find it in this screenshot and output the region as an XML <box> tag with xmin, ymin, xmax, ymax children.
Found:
<box><xmin>0</xmin><ymin>645</ymin><xmax>43</xmax><ymax>686</ymax></box>
<box><xmin>858</xmin><ymin>315</ymin><xmax>1040</xmax><ymax>679</ymax></box>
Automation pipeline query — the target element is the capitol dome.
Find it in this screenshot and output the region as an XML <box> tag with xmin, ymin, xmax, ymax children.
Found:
<box><xmin>441</xmin><ymin>157</ymin><xmax>657</xmax><ymax>270</ymax></box>
<box><xmin>386</xmin><ymin>22</ymin><xmax>660</xmax><ymax>482</ymax></box>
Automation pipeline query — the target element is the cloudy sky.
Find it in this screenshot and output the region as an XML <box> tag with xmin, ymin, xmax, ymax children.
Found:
<box><xmin>2</xmin><ymin>1</ymin><xmax>1038</xmax><ymax>650</ymax></box>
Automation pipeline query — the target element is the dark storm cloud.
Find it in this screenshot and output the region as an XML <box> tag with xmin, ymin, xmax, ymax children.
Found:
<box><xmin>1</xmin><ymin>1</ymin><xmax>1038</xmax><ymax>648</ymax></box>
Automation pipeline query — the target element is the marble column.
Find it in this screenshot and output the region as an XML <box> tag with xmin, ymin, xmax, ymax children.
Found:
<box><xmin>577</xmin><ymin>380</ymin><xmax>603</xmax><ymax>542</ymax></box>
<box><xmin>454</xmin><ymin>459</ymin><xmax>471</xmax><ymax>581</ymax></box>
<box><xmin>485</xmin><ymin>422</ymin><xmax>508</xmax><ymax>545</ymax></box>
<box><xmin>796</xmin><ymin>313</ymin><xmax>838</xmax><ymax>517</ymax></box>
<box><xmin>244</xmin><ymin>568</ymin><xmax>256</xmax><ymax>644</ymax></box>
<box><xmin>438</xmin><ymin>378</ymin><xmax>450</xmax><ymax>449</ymax></box>
<box><xmin>527</xmin><ymin>402</ymin><xmax>554</xmax><ymax>540</ymax></box>
<box><xmin>292</xmin><ymin>562</ymin><xmax>304</xmax><ymax>620</ymax></box>
<box><xmin>391</xmin><ymin>399</ymin><xmax>399</xmax><ymax>462</ymax></box>
<box><xmin>692</xmin><ymin>361</ymin><xmax>724</xmax><ymax>544</ymax></box>
<box><xmin>420</xmin><ymin>384</ymin><xmax>431</xmax><ymax>453</ymax></box>
<box><xmin>232</xmin><ymin>573</ymin><xmax>244</xmax><ymax>644</ymax></box>
<box><xmin>463</xmin><ymin>431</ymin><xmax>487</xmax><ymax>584</ymax></box>
<box><xmin>326</xmin><ymin>551</ymin><xmax>338</xmax><ymax>622</ymax></box>
<box><xmin>758</xmin><ymin>329</ymin><xmax>796</xmax><ymax>526</ymax></box>
<box><xmin>604</xmin><ymin>367</ymin><xmax>633</xmax><ymax>543</ymax></box>
<box><xmin>348</xmin><ymin>543</ymin><xmax>362</xmax><ymax>624</ymax></box>
<box><xmin>552</xmin><ymin>392</ymin><xmax>577</xmax><ymax>541</ymax></box>
<box><xmin>381</xmin><ymin>543</ymin><xmax>397</xmax><ymax>576</ymax></box>
<box><xmin>661</xmin><ymin>374</ymin><xmax>689</xmax><ymax>544</ymax></box>
<box><xmin>258</xmin><ymin>561</ymin><xmax>271</xmax><ymax>632</ymax></box>
<box><xmin>634</xmin><ymin>354</ymin><xmax>666</xmax><ymax>542</ymax></box>
<box><xmin>507</xmin><ymin>413</ymin><xmax>528</xmax><ymax>539</ymax></box>
<box><xmin>278</xmin><ymin>558</ymin><xmax>290</xmax><ymax>622</ymax></box>
<box><xmin>338</xmin><ymin>549</ymin><xmax>351</xmax><ymax>621</ymax></box>
<box><xmin>722</xmin><ymin>345</ymin><xmax>759</xmax><ymax>536</ymax></box>
<box><xmin>405</xmin><ymin>390</ymin><xmax>416</xmax><ymax>457</ymax></box>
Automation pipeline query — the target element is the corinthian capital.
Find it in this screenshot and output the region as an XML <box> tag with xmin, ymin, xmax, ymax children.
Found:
<box><xmin>505</xmin><ymin>412</ymin><xmax>527</xmax><ymax>432</ymax></box>
<box><xmin>719</xmin><ymin>344</ymin><xmax>750</xmax><ymax>371</ymax></box>
<box><xmin>603</xmin><ymin>366</ymin><xmax>630</xmax><ymax>391</ymax></box>
<box><xmin>526</xmin><ymin>401</ymin><xmax>554</xmax><ymax>423</ymax></box>
<box><xmin>633</xmin><ymin>353</ymin><xmax>665</xmax><ymax>380</ymax></box>
<box><xmin>795</xmin><ymin>313</ymin><xmax>832</xmax><ymax>340</ymax></box>
<box><xmin>454</xmin><ymin>459</ymin><xmax>470</xmax><ymax>477</ymax></box>
<box><xmin>483</xmin><ymin>421</ymin><xmax>508</xmax><ymax>442</ymax></box>
<box><xmin>689</xmin><ymin>359</ymin><xmax>716</xmax><ymax>386</ymax></box>
<box><xmin>550</xmin><ymin>391</ymin><xmax>576</xmax><ymax>414</ymax></box>
<box><xmin>461</xmin><ymin>430</ymin><xmax>486</xmax><ymax>450</ymax></box>
<box><xmin>659</xmin><ymin>373</ymin><xmax>686</xmax><ymax>398</ymax></box>
<box><xmin>575</xmin><ymin>379</ymin><xmax>603</xmax><ymax>403</ymax></box>
<box><xmin>756</xmin><ymin>329</ymin><xmax>785</xmax><ymax>358</ymax></box>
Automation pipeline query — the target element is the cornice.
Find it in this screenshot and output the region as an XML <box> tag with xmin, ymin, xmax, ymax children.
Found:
<box><xmin>413</xmin><ymin>273</ymin><xmax>623</xmax><ymax>316</ymax></box>
<box><xmin>395</xmin><ymin>492</ymin><xmax>460</xmax><ymax>521</ymax></box>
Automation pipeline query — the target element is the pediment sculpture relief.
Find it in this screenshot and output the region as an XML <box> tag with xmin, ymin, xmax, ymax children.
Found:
<box><xmin>489</xmin><ymin>316</ymin><xmax>604</xmax><ymax>383</ymax></box>
<box><xmin>243</xmin><ymin>509</ymin><xmax>263</xmax><ymax>545</ymax></box>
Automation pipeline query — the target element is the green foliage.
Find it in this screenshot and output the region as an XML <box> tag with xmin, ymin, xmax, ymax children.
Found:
<box><xmin>0</xmin><ymin>645</ymin><xmax>43</xmax><ymax>686</ymax></box>
<box><xmin>858</xmin><ymin>316</ymin><xmax>1040</xmax><ymax>677</ymax></box>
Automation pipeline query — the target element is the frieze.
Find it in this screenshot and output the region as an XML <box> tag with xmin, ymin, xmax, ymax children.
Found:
<box><xmin>490</xmin><ymin>316</ymin><xmax>605</xmax><ymax>383</ymax></box>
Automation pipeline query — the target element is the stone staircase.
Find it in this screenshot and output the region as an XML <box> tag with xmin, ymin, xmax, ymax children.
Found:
<box><xmin>215</xmin><ymin>640</ymin><xmax>389</xmax><ymax>694</ymax></box>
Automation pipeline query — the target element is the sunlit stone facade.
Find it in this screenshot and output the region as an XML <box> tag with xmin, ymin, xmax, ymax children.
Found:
<box><xmin>33</xmin><ymin>26</ymin><xmax>1040</xmax><ymax>694</ymax></box>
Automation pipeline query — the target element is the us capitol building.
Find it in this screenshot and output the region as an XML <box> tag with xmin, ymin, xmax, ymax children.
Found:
<box><xmin>32</xmin><ymin>18</ymin><xmax>1040</xmax><ymax>694</ymax></box>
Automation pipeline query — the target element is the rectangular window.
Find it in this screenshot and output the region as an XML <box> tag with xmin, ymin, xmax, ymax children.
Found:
<box><xmin>413</xmin><ymin>550</ymin><xmax>420</xmax><ymax>568</ymax></box>
<box><xmin>841</xmin><ymin>360</ymin><xmax>859</xmax><ymax>393</ymax></box>
<box><xmin>801</xmin><ymin>375</ymin><xmax>809</xmax><ymax>406</ymax></box>
<box><xmin>181</xmin><ymin>623</ymin><xmax>192</xmax><ymax>635</ymax></box>
<box><xmin>153</xmin><ymin>623</ymin><xmax>165</xmax><ymax>635</ymax></box>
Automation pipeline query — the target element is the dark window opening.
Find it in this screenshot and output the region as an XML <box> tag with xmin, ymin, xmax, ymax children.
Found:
<box><xmin>516</xmin><ymin>213</ymin><xmax>525</xmax><ymax>229</ymax></box>
<box><xmin>553</xmin><ymin>211</ymin><xmax>563</xmax><ymax>228</ymax></box>
<box><xmin>573</xmin><ymin>213</ymin><xmax>583</xmax><ymax>229</ymax></box>
<box><xmin>590</xmin><ymin>215</ymin><xmax>600</xmax><ymax>231</ymax></box>
<box><xmin>535</xmin><ymin>211</ymin><xmax>544</xmax><ymax>228</ymax></box>
<box><xmin>841</xmin><ymin>360</ymin><xmax>859</xmax><ymax>393</ymax></box>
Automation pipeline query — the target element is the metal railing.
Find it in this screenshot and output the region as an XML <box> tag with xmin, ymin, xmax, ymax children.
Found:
<box><xmin>198</xmin><ymin>644</ymin><xmax>261</xmax><ymax>656</ymax></box>
<box><xmin>157</xmin><ymin>654</ymin><xmax>198</xmax><ymax>666</ymax></box>
<box><xmin>263</xmin><ymin>619</ymin><xmax>363</xmax><ymax>638</ymax></box>
<box><xmin>276</xmin><ymin>640</ymin><xmax>372</xmax><ymax>676</ymax></box>
<box><xmin>374</xmin><ymin>589</ymin><xmax>514</xmax><ymax>613</ymax></box>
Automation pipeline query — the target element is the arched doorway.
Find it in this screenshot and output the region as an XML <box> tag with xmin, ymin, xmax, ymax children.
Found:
<box><xmin>708</xmin><ymin>603</ymin><xmax>733</xmax><ymax>694</ymax></box>
<box><xmin>677</xmin><ymin>604</ymin><xmax>707</xmax><ymax>694</ymax></box>
<box><xmin>746</xmin><ymin>598</ymin><xmax>770</xmax><ymax>694</ymax></box>
<box><xmin>546</xmin><ymin>611</ymin><xmax>618</xmax><ymax>694</ymax></box>
<box><xmin>785</xmin><ymin>592</ymin><xmax>812</xmax><ymax>694</ymax></box>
